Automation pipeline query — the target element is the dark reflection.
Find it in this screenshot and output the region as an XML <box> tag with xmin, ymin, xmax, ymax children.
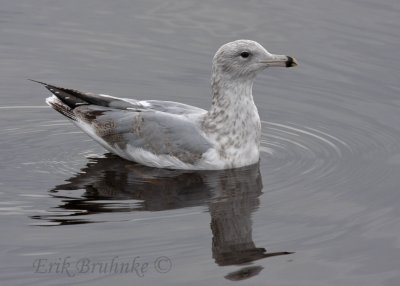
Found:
<box><xmin>209</xmin><ymin>166</ymin><xmax>293</xmax><ymax>267</ymax></box>
<box><xmin>224</xmin><ymin>266</ymin><xmax>264</xmax><ymax>281</ymax></box>
<box><xmin>46</xmin><ymin>154</ymin><xmax>213</xmax><ymax>214</ymax></box>
<box><xmin>33</xmin><ymin>154</ymin><xmax>292</xmax><ymax>279</ymax></box>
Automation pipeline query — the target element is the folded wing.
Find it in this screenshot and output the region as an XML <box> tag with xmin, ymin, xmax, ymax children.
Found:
<box><xmin>36</xmin><ymin>81</ymin><xmax>212</xmax><ymax>166</ymax></box>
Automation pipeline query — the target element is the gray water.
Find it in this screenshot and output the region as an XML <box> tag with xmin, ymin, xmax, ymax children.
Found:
<box><xmin>1</xmin><ymin>0</ymin><xmax>400</xmax><ymax>285</ymax></box>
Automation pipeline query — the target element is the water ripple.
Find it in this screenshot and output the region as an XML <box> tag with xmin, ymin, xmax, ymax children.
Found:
<box><xmin>260</xmin><ymin>118</ymin><xmax>400</xmax><ymax>192</ymax></box>
<box><xmin>1</xmin><ymin>106</ymin><xmax>102</xmax><ymax>177</ymax></box>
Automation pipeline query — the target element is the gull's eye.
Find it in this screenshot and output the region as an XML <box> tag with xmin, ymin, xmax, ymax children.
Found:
<box><xmin>240</xmin><ymin>51</ymin><xmax>250</xmax><ymax>58</ymax></box>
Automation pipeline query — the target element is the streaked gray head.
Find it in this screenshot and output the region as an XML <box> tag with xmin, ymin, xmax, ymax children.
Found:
<box><xmin>213</xmin><ymin>40</ymin><xmax>298</xmax><ymax>80</ymax></box>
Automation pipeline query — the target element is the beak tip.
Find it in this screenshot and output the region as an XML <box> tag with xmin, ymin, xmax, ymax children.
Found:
<box><xmin>286</xmin><ymin>56</ymin><xmax>298</xmax><ymax>68</ymax></box>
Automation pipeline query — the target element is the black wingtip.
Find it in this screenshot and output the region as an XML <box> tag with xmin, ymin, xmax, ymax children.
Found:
<box><xmin>28</xmin><ymin>79</ymin><xmax>59</xmax><ymax>96</ymax></box>
<box><xmin>28</xmin><ymin>79</ymin><xmax>50</xmax><ymax>86</ymax></box>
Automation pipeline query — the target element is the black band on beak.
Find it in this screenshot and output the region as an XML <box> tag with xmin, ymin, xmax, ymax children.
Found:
<box><xmin>286</xmin><ymin>56</ymin><xmax>295</xmax><ymax>67</ymax></box>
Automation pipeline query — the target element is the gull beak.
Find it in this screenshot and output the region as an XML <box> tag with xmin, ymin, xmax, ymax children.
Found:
<box><xmin>260</xmin><ymin>54</ymin><xmax>298</xmax><ymax>68</ymax></box>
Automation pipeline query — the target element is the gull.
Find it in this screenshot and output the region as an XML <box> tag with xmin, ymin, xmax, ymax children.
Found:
<box><xmin>32</xmin><ymin>40</ymin><xmax>297</xmax><ymax>170</ymax></box>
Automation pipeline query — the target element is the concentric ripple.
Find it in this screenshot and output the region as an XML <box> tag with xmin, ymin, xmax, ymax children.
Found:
<box><xmin>1</xmin><ymin>106</ymin><xmax>103</xmax><ymax>178</ymax></box>
<box><xmin>260</xmin><ymin>118</ymin><xmax>400</xmax><ymax>192</ymax></box>
<box><xmin>261</xmin><ymin>121</ymin><xmax>349</xmax><ymax>180</ymax></box>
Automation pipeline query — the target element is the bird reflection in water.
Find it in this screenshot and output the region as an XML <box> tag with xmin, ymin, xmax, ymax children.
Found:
<box><xmin>33</xmin><ymin>154</ymin><xmax>292</xmax><ymax>280</ymax></box>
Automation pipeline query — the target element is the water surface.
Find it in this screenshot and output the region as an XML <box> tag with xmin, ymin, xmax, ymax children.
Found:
<box><xmin>1</xmin><ymin>0</ymin><xmax>400</xmax><ymax>285</ymax></box>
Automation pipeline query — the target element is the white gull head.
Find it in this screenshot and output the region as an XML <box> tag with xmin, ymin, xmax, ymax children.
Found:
<box><xmin>201</xmin><ymin>40</ymin><xmax>298</xmax><ymax>169</ymax></box>
<box><xmin>212</xmin><ymin>39</ymin><xmax>298</xmax><ymax>81</ymax></box>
